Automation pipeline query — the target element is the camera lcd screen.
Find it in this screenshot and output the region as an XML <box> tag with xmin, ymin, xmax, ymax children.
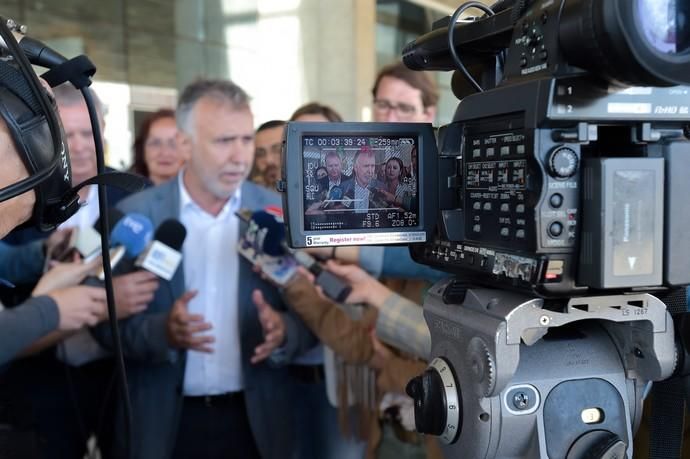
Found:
<box><xmin>301</xmin><ymin>134</ymin><xmax>419</xmax><ymax>233</ymax></box>
<box><xmin>281</xmin><ymin>121</ymin><xmax>436</xmax><ymax>248</ymax></box>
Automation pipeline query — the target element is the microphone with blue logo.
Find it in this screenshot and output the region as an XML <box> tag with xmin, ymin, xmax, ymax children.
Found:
<box><xmin>321</xmin><ymin>185</ymin><xmax>344</xmax><ymax>210</ymax></box>
<box><xmin>89</xmin><ymin>212</ymin><xmax>154</xmax><ymax>280</ymax></box>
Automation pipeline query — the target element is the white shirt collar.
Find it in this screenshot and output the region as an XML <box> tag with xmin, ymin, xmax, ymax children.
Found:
<box><xmin>177</xmin><ymin>169</ymin><xmax>242</xmax><ymax>217</ymax></box>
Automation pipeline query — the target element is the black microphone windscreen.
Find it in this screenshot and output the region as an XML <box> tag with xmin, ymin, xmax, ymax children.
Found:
<box><xmin>93</xmin><ymin>207</ymin><xmax>125</xmax><ymax>235</ymax></box>
<box><xmin>154</xmin><ymin>219</ymin><xmax>187</xmax><ymax>250</ymax></box>
<box><xmin>250</xmin><ymin>210</ymin><xmax>286</xmax><ymax>257</ymax></box>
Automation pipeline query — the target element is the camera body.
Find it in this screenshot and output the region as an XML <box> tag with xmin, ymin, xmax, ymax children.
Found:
<box><xmin>406</xmin><ymin>0</ymin><xmax>690</xmax><ymax>297</ymax></box>
<box><xmin>413</xmin><ymin>74</ymin><xmax>690</xmax><ymax>298</ymax></box>
<box><xmin>400</xmin><ymin>1</ymin><xmax>690</xmax><ymax>457</ymax></box>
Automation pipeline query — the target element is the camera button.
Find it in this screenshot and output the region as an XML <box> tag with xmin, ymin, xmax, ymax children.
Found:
<box><xmin>549</xmin><ymin>222</ymin><xmax>564</xmax><ymax>238</ymax></box>
<box><xmin>549</xmin><ymin>193</ymin><xmax>563</xmax><ymax>208</ymax></box>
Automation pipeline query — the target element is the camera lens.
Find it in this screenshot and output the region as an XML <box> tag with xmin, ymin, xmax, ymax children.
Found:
<box><xmin>560</xmin><ymin>0</ymin><xmax>690</xmax><ymax>86</ymax></box>
<box><xmin>637</xmin><ymin>0</ymin><xmax>690</xmax><ymax>56</ymax></box>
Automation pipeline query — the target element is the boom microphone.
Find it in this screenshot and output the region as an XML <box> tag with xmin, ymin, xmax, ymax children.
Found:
<box><xmin>250</xmin><ymin>210</ymin><xmax>352</xmax><ymax>303</ymax></box>
<box><xmin>0</xmin><ymin>19</ymin><xmax>67</xmax><ymax>68</ymax></box>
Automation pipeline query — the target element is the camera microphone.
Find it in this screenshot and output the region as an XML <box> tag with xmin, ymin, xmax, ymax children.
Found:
<box><xmin>134</xmin><ymin>219</ymin><xmax>186</xmax><ymax>281</ymax></box>
<box><xmin>0</xmin><ymin>19</ymin><xmax>67</xmax><ymax>68</ymax></box>
<box><xmin>249</xmin><ymin>210</ymin><xmax>352</xmax><ymax>303</ymax></box>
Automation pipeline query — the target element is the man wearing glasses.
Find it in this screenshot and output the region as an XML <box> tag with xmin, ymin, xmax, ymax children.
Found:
<box><xmin>371</xmin><ymin>61</ymin><xmax>438</xmax><ymax>124</ymax></box>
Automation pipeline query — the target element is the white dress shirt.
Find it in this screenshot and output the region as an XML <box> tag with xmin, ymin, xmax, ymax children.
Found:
<box><xmin>327</xmin><ymin>177</ymin><xmax>342</xmax><ymax>191</ymax></box>
<box><xmin>354</xmin><ymin>181</ymin><xmax>370</xmax><ymax>213</ymax></box>
<box><xmin>179</xmin><ymin>173</ymin><xmax>243</xmax><ymax>395</ymax></box>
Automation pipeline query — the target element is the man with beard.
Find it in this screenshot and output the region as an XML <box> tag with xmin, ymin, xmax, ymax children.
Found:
<box><xmin>94</xmin><ymin>79</ymin><xmax>315</xmax><ymax>459</ymax></box>
<box><xmin>251</xmin><ymin>119</ymin><xmax>285</xmax><ymax>190</ymax></box>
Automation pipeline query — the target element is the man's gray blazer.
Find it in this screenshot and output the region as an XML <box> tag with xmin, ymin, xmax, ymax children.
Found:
<box><xmin>94</xmin><ymin>178</ymin><xmax>316</xmax><ymax>459</ymax></box>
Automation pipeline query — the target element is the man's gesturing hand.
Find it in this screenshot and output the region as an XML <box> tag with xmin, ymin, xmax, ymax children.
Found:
<box><xmin>166</xmin><ymin>290</ymin><xmax>214</xmax><ymax>353</ymax></box>
<box><xmin>251</xmin><ymin>289</ymin><xmax>286</xmax><ymax>364</ymax></box>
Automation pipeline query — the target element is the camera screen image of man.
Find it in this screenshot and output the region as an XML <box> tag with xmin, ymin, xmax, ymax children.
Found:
<box><xmin>91</xmin><ymin>79</ymin><xmax>316</xmax><ymax>459</ymax></box>
<box><xmin>342</xmin><ymin>147</ymin><xmax>383</xmax><ymax>213</ymax></box>
<box><xmin>321</xmin><ymin>151</ymin><xmax>351</xmax><ymax>194</ymax></box>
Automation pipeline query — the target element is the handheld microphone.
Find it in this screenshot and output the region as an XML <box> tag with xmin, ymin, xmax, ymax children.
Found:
<box><xmin>134</xmin><ymin>219</ymin><xmax>186</xmax><ymax>281</ymax></box>
<box><xmin>321</xmin><ymin>185</ymin><xmax>343</xmax><ymax>210</ymax></box>
<box><xmin>110</xmin><ymin>213</ymin><xmax>154</xmax><ymax>258</ymax></box>
<box><xmin>249</xmin><ymin>210</ymin><xmax>352</xmax><ymax>303</ymax></box>
<box><xmin>99</xmin><ymin>213</ymin><xmax>154</xmax><ymax>278</ymax></box>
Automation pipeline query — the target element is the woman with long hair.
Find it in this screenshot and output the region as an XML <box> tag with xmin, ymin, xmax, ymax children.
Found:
<box><xmin>377</xmin><ymin>156</ymin><xmax>411</xmax><ymax>210</ymax></box>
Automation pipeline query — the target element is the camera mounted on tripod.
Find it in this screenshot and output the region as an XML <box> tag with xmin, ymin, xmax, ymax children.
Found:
<box><xmin>279</xmin><ymin>1</ymin><xmax>690</xmax><ymax>457</ymax></box>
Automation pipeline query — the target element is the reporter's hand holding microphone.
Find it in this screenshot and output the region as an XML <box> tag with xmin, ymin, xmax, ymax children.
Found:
<box><xmin>32</xmin><ymin>255</ymin><xmax>108</xmax><ymax>331</ymax></box>
<box><xmin>318</xmin><ymin>260</ymin><xmax>391</xmax><ymax>308</ymax></box>
<box><xmin>241</xmin><ymin>210</ymin><xmax>353</xmax><ymax>362</ymax></box>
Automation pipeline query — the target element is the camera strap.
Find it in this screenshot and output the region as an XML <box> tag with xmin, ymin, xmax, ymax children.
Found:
<box><xmin>648</xmin><ymin>288</ymin><xmax>688</xmax><ymax>459</ymax></box>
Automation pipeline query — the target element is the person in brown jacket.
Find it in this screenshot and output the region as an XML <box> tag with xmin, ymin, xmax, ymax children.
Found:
<box><xmin>275</xmin><ymin>263</ymin><xmax>443</xmax><ymax>459</ymax></box>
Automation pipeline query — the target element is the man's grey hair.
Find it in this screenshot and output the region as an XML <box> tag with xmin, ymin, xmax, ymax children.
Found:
<box><xmin>176</xmin><ymin>79</ymin><xmax>251</xmax><ymax>136</ymax></box>
<box><xmin>324</xmin><ymin>151</ymin><xmax>342</xmax><ymax>163</ymax></box>
<box><xmin>52</xmin><ymin>83</ymin><xmax>106</xmax><ymax>121</ymax></box>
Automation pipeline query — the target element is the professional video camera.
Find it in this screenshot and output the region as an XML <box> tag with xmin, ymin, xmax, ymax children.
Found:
<box><xmin>279</xmin><ymin>0</ymin><xmax>690</xmax><ymax>457</ymax></box>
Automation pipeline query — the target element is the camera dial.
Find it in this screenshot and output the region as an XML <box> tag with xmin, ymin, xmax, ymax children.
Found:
<box><xmin>406</xmin><ymin>357</ymin><xmax>462</xmax><ymax>444</ymax></box>
<box><xmin>547</xmin><ymin>146</ymin><xmax>579</xmax><ymax>178</ymax></box>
